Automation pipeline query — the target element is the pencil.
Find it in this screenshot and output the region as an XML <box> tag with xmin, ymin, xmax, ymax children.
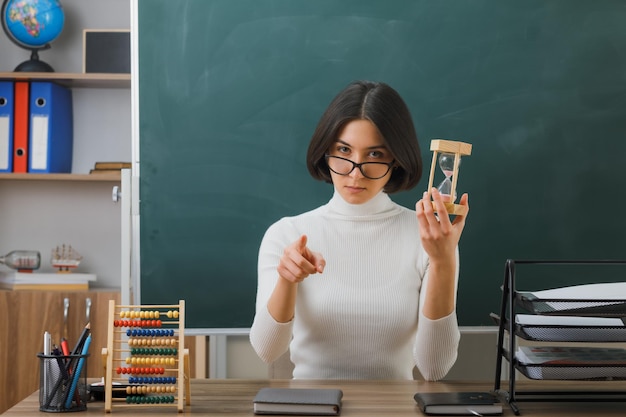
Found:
<box><xmin>71</xmin><ymin>322</ymin><xmax>91</xmax><ymax>355</ymax></box>
<box><xmin>69</xmin><ymin>322</ymin><xmax>90</xmax><ymax>406</ymax></box>
<box><xmin>64</xmin><ymin>334</ymin><xmax>92</xmax><ymax>409</ymax></box>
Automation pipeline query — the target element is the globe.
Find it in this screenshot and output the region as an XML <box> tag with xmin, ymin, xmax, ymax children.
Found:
<box><xmin>1</xmin><ymin>0</ymin><xmax>65</xmax><ymax>72</ymax></box>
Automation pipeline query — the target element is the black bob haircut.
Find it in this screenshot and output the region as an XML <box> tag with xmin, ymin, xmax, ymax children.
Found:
<box><xmin>306</xmin><ymin>80</ymin><xmax>423</xmax><ymax>194</ymax></box>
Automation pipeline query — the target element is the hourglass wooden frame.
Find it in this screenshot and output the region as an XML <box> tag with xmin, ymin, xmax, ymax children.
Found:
<box><xmin>101</xmin><ymin>300</ymin><xmax>190</xmax><ymax>413</ymax></box>
<box><xmin>426</xmin><ymin>139</ymin><xmax>472</xmax><ymax>216</ymax></box>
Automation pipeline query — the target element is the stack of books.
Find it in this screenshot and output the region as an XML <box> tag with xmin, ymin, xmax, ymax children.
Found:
<box><xmin>0</xmin><ymin>271</ymin><xmax>96</xmax><ymax>290</ymax></box>
<box><xmin>89</xmin><ymin>161</ymin><xmax>131</xmax><ymax>175</ymax></box>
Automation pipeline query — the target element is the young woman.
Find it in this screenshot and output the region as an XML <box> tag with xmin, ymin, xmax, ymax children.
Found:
<box><xmin>249</xmin><ymin>80</ymin><xmax>469</xmax><ymax>380</ymax></box>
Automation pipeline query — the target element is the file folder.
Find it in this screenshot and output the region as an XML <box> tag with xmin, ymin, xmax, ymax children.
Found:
<box><xmin>28</xmin><ymin>82</ymin><xmax>73</xmax><ymax>173</ymax></box>
<box><xmin>13</xmin><ymin>81</ymin><xmax>29</xmax><ymax>173</ymax></box>
<box><xmin>0</xmin><ymin>81</ymin><xmax>14</xmax><ymax>173</ymax></box>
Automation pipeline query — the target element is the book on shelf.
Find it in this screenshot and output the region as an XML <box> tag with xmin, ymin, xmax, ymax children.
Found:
<box><xmin>413</xmin><ymin>391</ymin><xmax>502</xmax><ymax>415</ymax></box>
<box><xmin>253</xmin><ymin>387</ymin><xmax>343</xmax><ymax>415</ymax></box>
<box><xmin>93</xmin><ymin>161</ymin><xmax>131</xmax><ymax>170</ymax></box>
<box><xmin>89</xmin><ymin>168</ymin><xmax>123</xmax><ymax>175</ymax></box>
<box><xmin>0</xmin><ymin>271</ymin><xmax>96</xmax><ymax>291</ymax></box>
<box><xmin>89</xmin><ymin>161</ymin><xmax>131</xmax><ymax>175</ymax></box>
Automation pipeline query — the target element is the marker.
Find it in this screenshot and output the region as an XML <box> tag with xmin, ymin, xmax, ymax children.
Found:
<box><xmin>43</xmin><ymin>331</ymin><xmax>51</xmax><ymax>401</ymax></box>
<box><xmin>43</xmin><ymin>331</ymin><xmax>51</xmax><ymax>354</ymax></box>
<box><xmin>60</xmin><ymin>338</ymin><xmax>70</xmax><ymax>364</ymax></box>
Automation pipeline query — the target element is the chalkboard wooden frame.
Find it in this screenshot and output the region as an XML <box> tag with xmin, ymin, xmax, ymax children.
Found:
<box><xmin>138</xmin><ymin>0</ymin><xmax>626</xmax><ymax>329</ymax></box>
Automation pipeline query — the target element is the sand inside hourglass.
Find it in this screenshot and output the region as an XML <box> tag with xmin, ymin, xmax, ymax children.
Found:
<box><xmin>436</xmin><ymin>153</ymin><xmax>459</xmax><ymax>203</ymax></box>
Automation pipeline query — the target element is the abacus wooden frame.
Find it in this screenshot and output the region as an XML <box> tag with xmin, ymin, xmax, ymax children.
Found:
<box><xmin>102</xmin><ymin>300</ymin><xmax>190</xmax><ymax>413</ymax></box>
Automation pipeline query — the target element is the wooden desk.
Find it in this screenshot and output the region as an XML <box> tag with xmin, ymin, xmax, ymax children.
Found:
<box><xmin>3</xmin><ymin>379</ymin><xmax>626</xmax><ymax>416</ymax></box>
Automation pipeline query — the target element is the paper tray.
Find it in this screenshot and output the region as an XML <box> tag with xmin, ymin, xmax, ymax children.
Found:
<box><xmin>516</xmin><ymin>295</ymin><xmax>626</xmax><ymax>317</ymax></box>
<box><xmin>516</xmin><ymin>282</ymin><xmax>626</xmax><ymax>317</ymax></box>
<box><xmin>516</xmin><ymin>364</ymin><xmax>626</xmax><ymax>381</ymax></box>
<box><xmin>515</xmin><ymin>346</ymin><xmax>626</xmax><ymax>380</ymax></box>
<box><xmin>515</xmin><ymin>315</ymin><xmax>626</xmax><ymax>342</ymax></box>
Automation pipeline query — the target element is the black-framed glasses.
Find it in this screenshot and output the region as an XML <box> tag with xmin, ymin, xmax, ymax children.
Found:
<box><xmin>325</xmin><ymin>155</ymin><xmax>394</xmax><ymax>180</ymax></box>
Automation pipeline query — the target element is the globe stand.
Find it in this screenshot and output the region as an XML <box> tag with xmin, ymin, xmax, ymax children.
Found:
<box><xmin>1</xmin><ymin>0</ymin><xmax>64</xmax><ymax>73</ymax></box>
<box><xmin>14</xmin><ymin>47</ymin><xmax>54</xmax><ymax>72</ymax></box>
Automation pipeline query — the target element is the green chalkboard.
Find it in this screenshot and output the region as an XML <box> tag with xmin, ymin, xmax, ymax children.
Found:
<box><xmin>138</xmin><ymin>0</ymin><xmax>626</xmax><ymax>329</ymax></box>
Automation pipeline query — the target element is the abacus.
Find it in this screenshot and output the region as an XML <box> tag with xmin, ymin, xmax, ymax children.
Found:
<box><xmin>101</xmin><ymin>300</ymin><xmax>190</xmax><ymax>413</ymax></box>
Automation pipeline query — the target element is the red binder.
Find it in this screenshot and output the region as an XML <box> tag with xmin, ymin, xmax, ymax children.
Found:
<box><xmin>13</xmin><ymin>81</ymin><xmax>29</xmax><ymax>173</ymax></box>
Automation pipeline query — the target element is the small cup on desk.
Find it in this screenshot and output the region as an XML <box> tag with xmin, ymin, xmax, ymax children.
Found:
<box><xmin>37</xmin><ymin>352</ymin><xmax>89</xmax><ymax>412</ymax></box>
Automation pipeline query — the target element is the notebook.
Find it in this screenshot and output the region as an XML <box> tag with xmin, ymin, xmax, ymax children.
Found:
<box><xmin>414</xmin><ymin>391</ymin><xmax>502</xmax><ymax>415</ymax></box>
<box><xmin>253</xmin><ymin>387</ymin><xmax>343</xmax><ymax>415</ymax></box>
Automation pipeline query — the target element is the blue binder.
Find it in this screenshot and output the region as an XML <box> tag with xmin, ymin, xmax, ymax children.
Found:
<box><xmin>28</xmin><ymin>82</ymin><xmax>73</xmax><ymax>173</ymax></box>
<box><xmin>0</xmin><ymin>81</ymin><xmax>14</xmax><ymax>173</ymax></box>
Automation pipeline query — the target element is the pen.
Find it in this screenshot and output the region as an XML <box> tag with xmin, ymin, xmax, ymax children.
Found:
<box><xmin>52</xmin><ymin>346</ymin><xmax>69</xmax><ymax>380</ymax></box>
<box><xmin>42</xmin><ymin>346</ymin><xmax>71</xmax><ymax>409</ymax></box>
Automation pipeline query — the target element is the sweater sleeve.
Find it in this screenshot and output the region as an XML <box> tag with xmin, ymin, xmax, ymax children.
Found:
<box><xmin>413</xmin><ymin>311</ymin><xmax>460</xmax><ymax>380</ymax></box>
<box><xmin>413</xmin><ymin>248</ymin><xmax>461</xmax><ymax>381</ymax></box>
<box><xmin>249</xmin><ymin>304</ymin><xmax>294</xmax><ymax>363</ymax></box>
<box><xmin>249</xmin><ymin>219</ymin><xmax>298</xmax><ymax>363</ymax></box>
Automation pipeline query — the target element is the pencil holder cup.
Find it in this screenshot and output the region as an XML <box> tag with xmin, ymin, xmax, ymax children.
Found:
<box><xmin>38</xmin><ymin>353</ymin><xmax>90</xmax><ymax>412</ymax></box>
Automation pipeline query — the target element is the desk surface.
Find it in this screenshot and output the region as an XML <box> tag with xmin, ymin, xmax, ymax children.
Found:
<box><xmin>4</xmin><ymin>379</ymin><xmax>626</xmax><ymax>416</ymax></box>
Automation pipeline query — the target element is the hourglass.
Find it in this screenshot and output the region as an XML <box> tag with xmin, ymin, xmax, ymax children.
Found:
<box><xmin>426</xmin><ymin>139</ymin><xmax>472</xmax><ymax>215</ymax></box>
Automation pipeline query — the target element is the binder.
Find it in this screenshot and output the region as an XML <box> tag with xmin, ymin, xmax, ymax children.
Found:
<box><xmin>28</xmin><ymin>81</ymin><xmax>73</xmax><ymax>173</ymax></box>
<box><xmin>0</xmin><ymin>81</ymin><xmax>14</xmax><ymax>173</ymax></box>
<box><xmin>13</xmin><ymin>81</ymin><xmax>29</xmax><ymax>173</ymax></box>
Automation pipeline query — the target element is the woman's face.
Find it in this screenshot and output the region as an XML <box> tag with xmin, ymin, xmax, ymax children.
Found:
<box><xmin>326</xmin><ymin>119</ymin><xmax>394</xmax><ymax>205</ymax></box>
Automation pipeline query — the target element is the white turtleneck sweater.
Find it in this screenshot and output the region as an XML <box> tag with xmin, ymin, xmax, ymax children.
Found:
<box><xmin>249</xmin><ymin>191</ymin><xmax>460</xmax><ymax>380</ymax></box>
